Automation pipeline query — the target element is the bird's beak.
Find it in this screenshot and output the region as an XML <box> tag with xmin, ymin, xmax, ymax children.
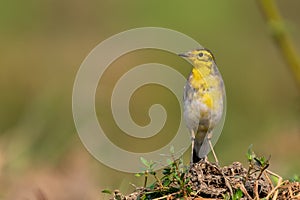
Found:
<box><xmin>178</xmin><ymin>52</ymin><xmax>189</xmax><ymax>57</ymax></box>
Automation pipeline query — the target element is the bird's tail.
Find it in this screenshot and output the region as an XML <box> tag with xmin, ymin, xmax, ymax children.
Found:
<box><xmin>192</xmin><ymin>133</ymin><xmax>211</xmax><ymax>163</ymax></box>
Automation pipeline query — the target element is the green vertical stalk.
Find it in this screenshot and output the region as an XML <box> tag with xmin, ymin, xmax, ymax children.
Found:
<box><xmin>257</xmin><ymin>0</ymin><xmax>300</xmax><ymax>89</ymax></box>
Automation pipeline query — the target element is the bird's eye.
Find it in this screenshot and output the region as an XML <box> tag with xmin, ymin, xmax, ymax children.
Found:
<box><xmin>198</xmin><ymin>53</ymin><xmax>204</xmax><ymax>57</ymax></box>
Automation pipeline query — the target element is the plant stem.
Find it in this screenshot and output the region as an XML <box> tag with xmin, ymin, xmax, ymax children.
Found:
<box><xmin>257</xmin><ymin>0</ymin><xmax>300</xmax><ymax>89</ymax></box>
<box><xmin>144</xmin><ymin>170</ymin><xmax>148</xmax><ymax>188</ymax></box>
<box><xmin>153</xmin><ymin>173</ymin><xmax>164</xmax><ymax>189</ymax></box>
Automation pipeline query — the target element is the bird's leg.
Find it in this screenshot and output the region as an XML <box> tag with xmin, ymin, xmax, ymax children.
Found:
<box><xmin>207</xmin><ymin>132</ymin><xmax>219</xmax><ymax>165</ymax></box>
<box><xmin>190</xmin><ymin>130</ymin><xmax>195</xmax><ymax>165</ymax></box>
<box><xmin>208</xmin><ymin>139</ymin><xmax>219</xmax><ymax>165</ymax></box>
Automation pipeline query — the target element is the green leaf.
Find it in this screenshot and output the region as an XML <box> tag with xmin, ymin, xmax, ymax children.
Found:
<box><xmin>140</xmin><ymin>157</ymin><xmax>150</xmax><ymax>168</ymax></box>
<box><xmin>101</xmin><ymin>189</ymin><xmax>112</xmax><ymax>194</ymax></box>
<box><xmin>247</xmin><ymin>144</ymin><xmax>254</xmax><ymax>161</ymax></box>
<box><xmin>170</xmin><ymin>145</ymin><xmax>175</xmax><ymax>154</ymax></box>
<box><xmin>162</xmin><ymin>167</ymin><xmax>171</xmax><ymax>175</ymax></box>
<box><xmin>174</xmin><ymin>174</ymin><xmax>181</xmax><ymax>182</ymax></box>
<box><xmin>149</xmin><ymin>162</ymin><xmax>156</xmax><ymax>170</ymax></box>
<box><xmin>180</xmin><ymin>172</ymin><xmax>185</xmax><ymax>180</ymax></box>
<box><xmin>166</xmin><ymin>158</ymin><xmax>173</xmax><ymax>165</ymax></box>
<box><xmin>271</xmin><ymin>174</ymin><xmax>279</xmax><ymax>185</ymax></box>
<box><xmin>149</xmin><ymin>183</ymin><xmax>156</xmax><ymax>190</ymax></box>
<box><xmin>184</xmin><ymin>177</ymin><xmax>190</xmax><ymax>184</ymax></box>
<box><xmin>222</xmin><ymin>193</ymin><xmax>230</xmax><ymax>200</ymax></box>
<box><xmin>232</xmin><ymin>188</ymin><xmax>243</xmax><ymax>200</ymax></box>
<box><xmin>290</xmin><ymin>174</ymin><xmax>300</xmax><ymax>182</ymax></box>
<box><xmin>135</xmin><ymin>172</ymin><xmax>144</xmax><ymax>177</ymax></box>
<box><xmin>186</xmin><ymin>186</ymin><xmax>192</xmax><ymax>194</ymax></box>
<box><xmin>163</xmin><ymin>178</ymin><xmax>171</xmax><ymax>187</ymax></box>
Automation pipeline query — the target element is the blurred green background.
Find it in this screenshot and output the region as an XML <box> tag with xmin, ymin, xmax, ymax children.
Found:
<box><xmin>0</xmin><ymin>0</ymin><xmax>299</xmax><ymax>199</ymax></box>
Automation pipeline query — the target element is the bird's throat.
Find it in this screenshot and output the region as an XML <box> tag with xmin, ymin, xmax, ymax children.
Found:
<box><xmin>190</xmin><ymin>68</ymin><xmax>210</xmax><ymax>89</ymax></box>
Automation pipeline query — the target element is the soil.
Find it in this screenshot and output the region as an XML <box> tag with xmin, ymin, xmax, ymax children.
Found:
<box><xmin>111</xmin><ymin>160</ymin><xmax>300</xmax><ymax>200</ymax></box>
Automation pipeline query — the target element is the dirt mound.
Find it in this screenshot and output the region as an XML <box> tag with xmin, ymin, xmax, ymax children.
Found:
<box><xmin>111</xmin><ymin>160</ymin><xmax>300</xmax><ymax>200</ymax></box>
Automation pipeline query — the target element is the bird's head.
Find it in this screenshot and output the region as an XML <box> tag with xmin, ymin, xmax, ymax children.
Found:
<box><xmin>178</xmin><ymin>48</ymin><xmax>215</xmax><ymax>69</ymax></box>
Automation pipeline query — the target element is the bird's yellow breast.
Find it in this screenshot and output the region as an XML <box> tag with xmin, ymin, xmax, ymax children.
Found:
<box><xmin>189</xmin><ymin>67</ymin><xmax>221</xmax><ymax>110</ymax></box>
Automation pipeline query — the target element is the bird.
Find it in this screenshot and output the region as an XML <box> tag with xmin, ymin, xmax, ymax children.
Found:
<box><xmin>178</xmin><ymin>48</ymin><xmax>225</xmax><ymax>164</ymax></box>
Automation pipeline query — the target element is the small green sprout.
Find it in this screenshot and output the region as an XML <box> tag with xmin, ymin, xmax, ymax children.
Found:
<box><xmin>246</xmin><ymin>145</ymin><xmax>270</xmax><ymax>180</ymax></box>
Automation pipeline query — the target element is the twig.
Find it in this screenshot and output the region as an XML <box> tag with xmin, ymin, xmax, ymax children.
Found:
<box><xmin>129</xmin><ymin>183</ymin><xmax>138</xmax><ymax>189</ymax></box>
<box><xmin>264</xmin><ymin>169</ymin><xmax>283</xmax><ymax>199</ymax></box>
<box><xmin>257</xmin><ymin>162</ymin><xmax>269</xmax><ymax>180</ymax></box>
<box><xmin>266</xmin><ymin>168</ymin><xmax>283</xmax><ymax>188</ymax></box>
<box><xmin>288</xmin><ymin>184</ymin><xmax>293</xmax><ymax>198</ymax></box>
<box><xmin>254</xmin><ymin>180</ymin><xmax>259</xmax><ymax>200</ymax></box>
<box><xmin>289</xmin><ymin>182</ymin><xmax>300</xmax><ymax>198</ymax></box>
<box><xmin>266</xmin><ymin>169</ymin><xmax>282</xmax><ymax>181</ymax></box>
<box><xmin>238</xmin><ymin>183</ymin><xmax>253</xmax><ymax>200</ymax></box>
<box><xmin>272</xmin><ymin>189</ymin><xmax>279</xmax><ymax>200</ymax></box>
<box><xmin>223</xmin><ymin>175</ymin><xmax>233</xmax><ymax>198</ymax></box>
<box><xmin>263</xmin><ymin>171</ymin><xmax>274</xmax><ymax>190</ymax></box>
<box><xmin>209</xmin><ymin>162</ymin><xmax>233</xmax><ymax>197</ymax></box>
<box><xmin>152</xmin><ymin>191</ymin><xmax>181</xmax><ymax>200</ymax></box>
<box><xmin>256</xmin><ymin>0</ymin><xmax>300</xmax><ymax>89</ymax></box>
<box><xmin>153</xmin><ymin>173</ymin><xmax>164</xmax><ymax>190</ymax></box>
<box><xmin>266</xmin><ymin>179</ymin><xmax>286</xmax><ymax>199</ymax></box>
<box><xmin>294</xmin><ymin>193</ymin><xmax>300</xmax><ymax>198</ymax></box>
